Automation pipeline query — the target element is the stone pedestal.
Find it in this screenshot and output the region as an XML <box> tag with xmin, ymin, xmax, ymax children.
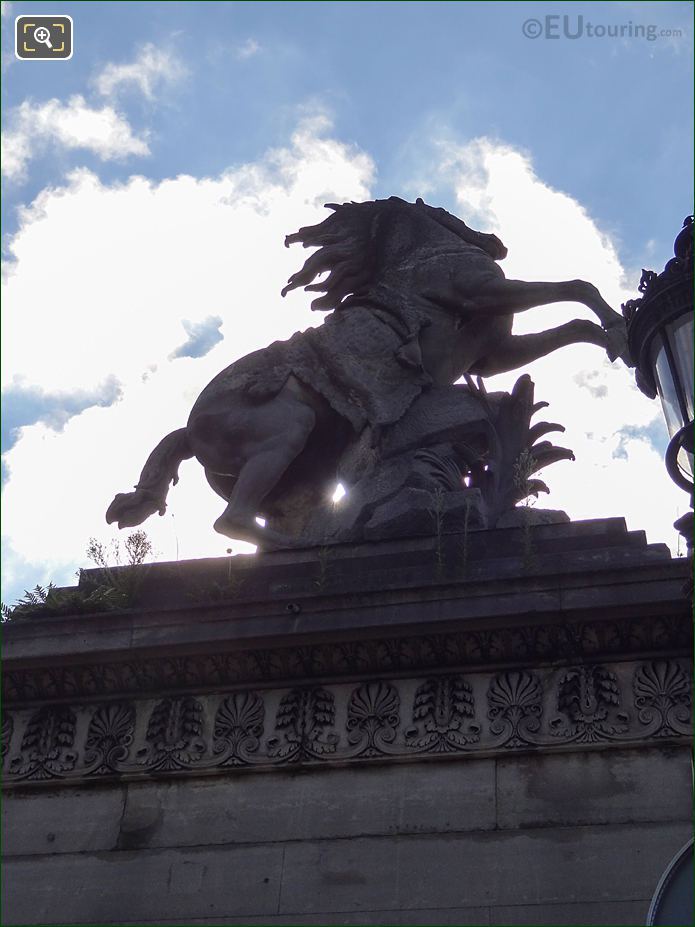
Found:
<box><xmin>2</xmin><ymin>518</ymin><xmax>692</xmax><ymax>925</ymax></box>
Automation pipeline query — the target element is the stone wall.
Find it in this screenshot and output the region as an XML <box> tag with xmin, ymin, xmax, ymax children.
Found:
<box><xmin>2</xmin><ymin>519</ymin><xmax>692</xmax><ymax>925</ymax></box>
<box><xmin>4</xmin><ymin>747</ymin><xmax>692</xmax><ymax>925</ymax></box>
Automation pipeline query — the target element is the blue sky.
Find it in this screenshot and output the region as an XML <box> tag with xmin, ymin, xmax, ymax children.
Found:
<box><xmin>3</xmin><ymin>1</ymin><xmax>693</xmax><ymax>255</ymax></box>
<box><xmin>1</xmin><ymin>0</ymin><xmax>693</xmax><ymax>603</ymax></box>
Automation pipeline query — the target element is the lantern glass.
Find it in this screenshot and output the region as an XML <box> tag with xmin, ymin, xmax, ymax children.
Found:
<box><xmin>653</xmin><ymin>337</ymin><xmax>681</xmax><ymax>437</ymax></box>
<box><xmin>652</xmin><ymin>314</ymin><xmax>694</xmax><ymax>481</ymax></box>
<box><xmin>652</xmin><ymin>315</ymin><xmax>694</xmax><ymax>434</ymax></box>
<box><xmin>667</xmin><ymin>314</ymin><xmax>694</xmax><ymax>425</ymax></box>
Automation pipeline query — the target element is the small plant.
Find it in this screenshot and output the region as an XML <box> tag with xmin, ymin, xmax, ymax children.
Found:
<box><xmin>186</xmin><ymin>556</ymin><xmax>246</xmax><ymax>604</ymax></box>
<box><xmin>1</xmin><ymin>582</ymin><xmax>125</xmax><ymax>621</ymax></box>
<box><xmin>84</xmin><ymin>529</ymin><xmax>153</xmax><ymax>606</ymax></box>
<box><xmin>429</xmin><ymin>486</ymin><xmax>446</xmax><ymax>578</ymax></box>
<box><xmin>86</xmin><ymin>529</ymin><xmax>152</xmax><ymax>573</ymax></box>
<box><xmin>460</xmin><ymin>495</ymin><xmax>473</xmax><ymax>579</ymax></box>
<box><xmin>313</xmin><ymin>546</ymin><xmax>333</xmax><ymax>590</ymax></box>
<box><xmin>1</xmin><ymin>531</ymin><xmax>154</xmax><ymax>621</ymax></box>
<box><xmin>513</xmin><ymin>449</ymin><xmax>538</xmax><ymax>572</ymax></box>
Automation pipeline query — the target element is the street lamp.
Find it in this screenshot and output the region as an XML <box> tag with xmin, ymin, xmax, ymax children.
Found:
<box><xmin>623</xmin><ymin>217</ymin><xmax>694</xmax><ymax>926</ymax></box>
<box><xmin>623</xmin><ymin>215</ymin><xmax>694</xmax><ymax>550</ymax></box>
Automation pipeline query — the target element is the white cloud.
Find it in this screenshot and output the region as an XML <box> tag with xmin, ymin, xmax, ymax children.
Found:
<box><xmin>1</xmin><ymin>116</ymin><xmax>374</xmax><ymax>598</ymax></box>
<box><xmin>1</xmin><ymin>95</ymin><xmax>149</xmax><ymax>181</ymax></box>
<box><xmin>1</xmin><ymin>3</ymin><xmax>15</xmax><ymax>72</ymax></box>
<box><xmin>1</xmin><ymin>131</ymin><xmax>31</xmax><ymax>180</ymax></box>
<box><xmin>94</xmin><ymin>43</ymin><xmax>187</xmax><ymax>100</ymax></box>
<box><xmin>235</xmin><ymin>39</ymin><xmax>261</xmax><ymax>60</ymax></box>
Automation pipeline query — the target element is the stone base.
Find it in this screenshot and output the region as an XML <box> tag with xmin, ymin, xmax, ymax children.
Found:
<box><xmin>2</xmin><ymin>518</ymin><xmax>692</xmax><ymax>925</ymax></box>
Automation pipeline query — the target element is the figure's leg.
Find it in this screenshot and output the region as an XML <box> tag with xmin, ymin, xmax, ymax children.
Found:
<box><xmin>470</xmin><ymin>319</ymin><xmax>611</xmax><ymax>377</ymax></box>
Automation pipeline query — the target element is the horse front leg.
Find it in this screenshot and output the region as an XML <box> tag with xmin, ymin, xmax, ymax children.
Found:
<box><xmin>470</xmin><ymin>319</ymin><xmax>612</xmax><ymax>378</ymax></box>
<box><xmin>470</xmin><ymin>278</ymin><xmax>629</xmax><ymax>363</ymax></box>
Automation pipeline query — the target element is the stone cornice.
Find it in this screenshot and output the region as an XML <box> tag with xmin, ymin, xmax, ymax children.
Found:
<box><xmin>2</xmin><ymin>520</ymin><xmax>691</xmax><ymax>788</ymax></box>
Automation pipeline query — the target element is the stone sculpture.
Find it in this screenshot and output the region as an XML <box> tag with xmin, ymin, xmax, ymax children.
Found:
<box><xmin>107</xmin><ymin>196</ymin><xmax>631</xmax><ymax>548</ymax></box>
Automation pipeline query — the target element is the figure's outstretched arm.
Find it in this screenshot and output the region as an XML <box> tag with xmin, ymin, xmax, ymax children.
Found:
<box><xmin>468</xmin><ymin>319</ymin><xmax>616</xmax><ymax>378</ymax></box>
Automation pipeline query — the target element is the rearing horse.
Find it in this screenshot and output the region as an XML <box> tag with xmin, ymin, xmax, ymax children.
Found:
<box><xmin>106</xmin><ymin>196</ymin><xmax>630</xmax><ymax>548</ymax></box>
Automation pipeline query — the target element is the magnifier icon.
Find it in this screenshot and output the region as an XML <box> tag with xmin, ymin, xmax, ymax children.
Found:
<box><xmin>34</xmin><ymin>26</ymin><xmax>53</xmax><ymax>49</ymax></box>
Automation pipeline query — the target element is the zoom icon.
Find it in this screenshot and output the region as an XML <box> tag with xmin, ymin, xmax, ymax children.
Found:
<box><xmin>16</xmin><ymin>15</ymin><xmax>73</xmax><ymax>60</ymax></box>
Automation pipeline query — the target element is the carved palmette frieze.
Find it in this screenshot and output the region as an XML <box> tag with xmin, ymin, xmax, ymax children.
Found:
<box><xmin>633</xmin><ymin>660</ymin><xmax>692</xmax><ymax>737</ymax></box>
<box><xmin>2</xmin><ymin>658</ymin><xmax>691</xmax><ymax>786</ymax></box>
<box><xmin>267</xmin><ymin>686</ymin><xmax>338</xmax><ymax>761</ymax></box>
<box><xmin>347</xmin><ymin>681</ymin><xmax>400</xmax><ymax>757</ymax></box>
<box><xmin>9</xmin><ymin>706</ymin><xmax>77</xmax><ymax>781</ymax></box>
<box><xmin>136</xmin><ymin>696</ymin><xmax>206</xmax><ymax>771</ymax></box>
<box><xmin>406</xmin><ymin>675</ymin><xmax>479</xmax><ymax>752</ymax></box>
<box><xmin>213</xmin><ymin>691</ymin><xmax>265</xmax><ymax>765</ymax></box>
<box><xmin>550</xmin><ymin>665</ymin><xmax>630</xmax><ymax>743</ymax></box>
<box><xmin>487</xmin><ymin>670</ymin><xmax>543</xmax><ymax>748</ymax></box>
<box><xmin>83</xmin><ymin>702</ymin><xmax>136</xmax><ymax>774</ymax></box>
<box><xmin>1</xmin><ymin>712</ymin><xmax>13</xmax><ymax>759</ymax></box>
<box><xmin>4</xmin><ymin>613</ymin><xmax>691</xmax><ymax>705</ymax></box>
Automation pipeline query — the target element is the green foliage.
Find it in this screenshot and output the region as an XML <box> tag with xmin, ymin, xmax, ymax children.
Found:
<box><xmin>313</xmin><ymin>546</ymin><xmax>333</xmax><ymax>590</ymax></box>
<box><xmin>513</xmin><ymin>450</ymin><xmax>538</xmax><ymax>572</ymax></box>
<box><xmin>512</xmin><ymin>448</ymin><xmax>535</xmax><ymax>497</ymax></box>
<box><xmin>1</xmin><ymin>531</ymin><xmax>153</xmax><ymax>622</ymax></box>
<box><xmin>429</xmin><ymin>486</ymin><xmax>446</xmax><ymax>578</ymax></box>
<box><xmin>86</xmin><ymin>529</ymin><xmax>152</xmax><ymax>572</ymax></box>
<box><xmin>186</xmin><ymin>572</ymin><xmax>246</xmax><ymax>604</ymax></box>
<box><xmin>1</xmin><ymin>582</ymin><xmax>126</xmax><ymax>621</ymax></box>
<box><xmin>460</xmin><ymin>495</ymin><xmax>473</xmax><ymax>579</ymax></box>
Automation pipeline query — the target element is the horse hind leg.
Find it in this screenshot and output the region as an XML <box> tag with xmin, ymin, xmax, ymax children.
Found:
<box><xmin>210</xmin><ymin>392</ymin><xmax>318</xmax><ymax>549</ymax></box>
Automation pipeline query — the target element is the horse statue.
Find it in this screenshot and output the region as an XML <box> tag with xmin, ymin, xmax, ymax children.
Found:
<box><xmin>106</xmin><ymin>196</ymin><xmax>630</xmax><ymax>548</ymax></box>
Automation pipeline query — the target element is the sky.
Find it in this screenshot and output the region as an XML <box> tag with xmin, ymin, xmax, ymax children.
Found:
<box><xmin>1</xmin><ymin>0</ymin><xmax>693</xmax><ymax>604</ymax></box>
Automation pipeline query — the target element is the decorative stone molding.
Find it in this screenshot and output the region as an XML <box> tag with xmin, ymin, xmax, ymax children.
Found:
<box><xmin>405</xmin><ymin>675</ymin><xmax>479</xmax><ymax>752</ymax></box>
<box><xmin>488</xmin><ymin>670</ymin><xmax>543</xmax><ymax>748</ymax></box>
<box><xmin>3</xmin><ymin>658</ymin><xmax>690</xmax><ymax>787</ymax></box>
<box><xmin>633</xmin><ymin>660</ymin><xmax>692</xmax><ymax>737</ymax></box>
<box><xmin>3</xmin><ymin>612</ymin><xmax>691</xmax><ymax>707</ymax></box>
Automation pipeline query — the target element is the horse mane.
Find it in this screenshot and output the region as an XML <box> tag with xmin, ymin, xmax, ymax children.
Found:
<box><xmin>281</xmin><ymin>199</ymin><xmax>386</xmax><ymax>311</ymax></box>
<box><xmin>282</xmin><ymin>196</ymin><xmax>505</xmax><ymax>312</ymax></box>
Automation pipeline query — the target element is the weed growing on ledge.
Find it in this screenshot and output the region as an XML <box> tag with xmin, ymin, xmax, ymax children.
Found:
<box><xmin>313</xmin><ymin>546</ymin><xmax>334</xmax><ymax>591</ymax></box>
<box><xmin>513</xmin><ymin>449</ymin><xmax>538</xmax><ymax>572</ymax></box>
<box><xmin>429</xmin><ymin>486</ymin><xmax>446</xmax><ymax>578</ymax></box>
<box><xmin>1</xmin><ymin>531</ymin><xmax>153</xmax><ymax>621</ymax></box>
<box><xmin>85</xmin><ymin>529</ymin><xmax>153</xmax><ymax>606</ymax></box>
<box><xmin>186</xmin><ymin>553</ymin><xmax>247</xmax><ymax>604</ymax></box>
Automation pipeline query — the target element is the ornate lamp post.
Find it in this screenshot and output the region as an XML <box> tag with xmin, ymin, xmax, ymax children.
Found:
<box><xmin>623</xmin><ymin>217</ymin><xmax>693</xmax><ymax>926</ymax></box>
<box><xmin>623</xmin><ymin>216</ymin><xmax>694</xmax><ymax>552</ymax></box>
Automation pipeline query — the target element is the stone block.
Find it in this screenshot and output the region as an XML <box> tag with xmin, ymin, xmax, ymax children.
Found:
<box><xmin>492</xmin><ymin>900</ymin><xmax>649</xmax><ymax>925</ymax></box>
<box><xmin>496</xmin><ymin>747</ymin><xmax>692</xmax><ymax>830</ymax></box>
<box><xmin>128</xmin><ymin>907</ymin><xmax>491</xmax><ymax>925</ymax></box>
<box><xmin>3</xmin><ymin>785</ymin><xmax>126</xmax><ymax>856</ymax></box>
<box><xmin>2</xmin><ymin>844</ymin><xmax>283</xmax><ymax>925</ymax></box>
<box><xmin>279</xmin><ymin>822</ymin><xmax>692</xmax><ymax>914</ymax></box>
<box><xmin>118</xmin><ymin>759</ymin><xmax>496</xmax><ymax>850</ymax></box>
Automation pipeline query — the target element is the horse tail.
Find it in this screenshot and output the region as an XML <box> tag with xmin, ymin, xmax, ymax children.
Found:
<box><xmin>106</xmin><ymin>428</ymin><xmax>194</xmax><ymax>529</ymax></box>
